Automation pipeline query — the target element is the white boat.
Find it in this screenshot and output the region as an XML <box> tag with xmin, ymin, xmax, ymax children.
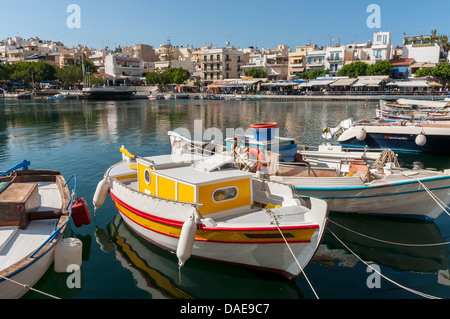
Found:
<box><xmin>47</xmin><ymin>93</ymin><xmax>67</xmax><ymax>100</ymax></box>
<box><xmin>169</xmin><ymin>129</ymin><xmax>450</xmax><ymax>220</ymax></box>
<box><xmin>0</xmin><ymin>161</ymin><xmax>91</xmax><ymax>299</ymax></box>
<box><xmin>93</xmin><ymin>147</ymin><xmax>328</xmax><ymax>279</ymax></box>
<box><xmin>148</xmin><ymin>94</ymin><xmax>163</xmax><ymax>100</ymax></box>
<box><xmin>323</xmin><ymin>118</ymin><xmax>450</xmax><ymax>153</ymax></box>
<box><xmin>379</xmin><ymin>99</ymin><xmax>450</xmax><ymax>122</ymax></box>
<box><xmin>164</xmin><ymin>93</ymin><xmax>177</xmax><ymax>100</ymax></box>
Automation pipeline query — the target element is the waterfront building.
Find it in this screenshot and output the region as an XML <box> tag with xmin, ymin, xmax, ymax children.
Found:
<box><xmin>200</xmin><ymin>47</ymin><xmax>249</xmax><ymax>83</ymax></box>
<box><xmin>104</xmin><ymin>54</ymin><xmax>144</xmax><ymax>83</ymax></box>
<box><xmin>306</xmin><ymin>46</ymin><xmax>326</xmax><ymax>71</ymax></box>
<box><xmin>390</xmin><ymin>58</ymin><xmax>415</xmax><ymax>80</ymax></box>
<box><xmin>325</xmin><ymin>44</ymin><xmax>352</xmax><ymax>74</ymax></box>
<box><xmin>402</xmin><ymin>34</ymin><xmax>446</xmax><ymax>64</ymax></box>
<box><xmin>288</xmin><ymin>45</ymin><xmax>314</xmax><ymax>78</ymax></box>
<box><xmin>370</xmin><ymin>31</ymin><xmax>393</xmax><ymax>64</ymax></box>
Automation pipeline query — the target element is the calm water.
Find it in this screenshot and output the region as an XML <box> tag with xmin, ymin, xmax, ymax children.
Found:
<box><xmin>2</xmin><ymin>98</ymin><xmax>450</xmax><ymax>300</ymax></box>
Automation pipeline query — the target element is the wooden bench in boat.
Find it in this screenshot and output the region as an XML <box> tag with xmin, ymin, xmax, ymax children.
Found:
<box><xmin>0</xmin><ymin>183</ymin><xmax>40</xmax><ymax>229</ymax></box>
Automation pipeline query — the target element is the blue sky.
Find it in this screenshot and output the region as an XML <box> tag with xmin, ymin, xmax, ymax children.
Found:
<box><xmin>0</xmin><ymin>0</ymin><xmax>448</xmax><ymax>50</ymax></box>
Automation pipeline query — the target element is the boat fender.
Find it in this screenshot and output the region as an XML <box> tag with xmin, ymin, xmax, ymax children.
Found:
<box><xmin>54</xmin><ymin>238</ymin><xmax>83</xmax><ymax>273</ymax></box>
<box><xmin>245</xmin><ymin>147</ymin><xmax>265</xmax><ymax>172</ymax></box>
<box><xmin>356</xmin><ymin>128</ymin><xmax>366</xmax><ymax>141</ymax></box>
<box><xmin>93</xmin><ymin>178</ymin><xmax>109</xmax><ymax>211</ymax></box>
<box><xmin>176</xmin><ymin>214</ymin><xmax>197</xmax><ymax>268</ymax></box>
<box><xmin>71</xmin><ymin>197</ymin><xmax>91</xmax><ymax>227</ymax></box>
<box><xmin>415</xmin><ymin>134</ymin><xmax>426</xmax><ymax>146</ymax></box>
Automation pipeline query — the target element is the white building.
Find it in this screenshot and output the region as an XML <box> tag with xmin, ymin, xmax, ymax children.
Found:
<box><xmin>306</xmin><ymin>46</ymin><xmax>326</xmax><ymax>71</ymax></box>
<box><xmin>325</xmin><ymin>45</ymin><xmax>349</xmax><ymax>73</ymax></box>
<box><xmin>370</xmin><ymin>31</ymin><xmax>392</xmax><ymax>64</ymax></box>
<box><xmin>402</xmin><ymin>35</ymin><xmax>445</xmax><ymax>64</ymax></box>
<box><xmin>104</xmin><ymin>54</ymin><xmax>144</xmax><ymax>78</ymax></box>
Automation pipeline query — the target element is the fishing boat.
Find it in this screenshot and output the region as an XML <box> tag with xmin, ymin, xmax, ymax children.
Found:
<box><xmin>323</xmin><ymin>118</ymin><xmax>450</xmax><ymax>153</ymax></box>
<box><xmin>378</xmin><ymin>99</ymin><xmax>450</xmax><ymax>122</ymax></box>
<box><xmin>93</xmin><ymin>147</ymin><xmax>329</xmax><ymax>280</ymax></box>
<box><xmin>0</xmin><ymin>160</ymin><xmax>91</xmax><ymax>299</ymax></box>
<box><xmin>169</xmin><ymin>127</ymin><xmax>450</xmax><ymax>220</ymax></box>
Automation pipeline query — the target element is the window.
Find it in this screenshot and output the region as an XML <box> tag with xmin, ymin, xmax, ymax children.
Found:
<box><xmin>144</xmin><ymin>168</ymin><xmax>151</xmax><ymax>185</ymax></box>
<box><xmin>212</xmin><ymin>187</ymin><xmax>238</xmax><ymax>202</ymax></box>
<box><xmin>383</xmin><ymin>35</ymin><xmax>387</xmax><ymax>44</ymax></box>
<box><xmin>377</xmin><ymin>35</ymin><xmax>382</xmax><ymax>42</ymax></box>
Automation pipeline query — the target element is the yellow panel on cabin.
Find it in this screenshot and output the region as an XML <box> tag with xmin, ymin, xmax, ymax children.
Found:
<box><xmin>198</xmin><ymin>178</ymin><xmax>251</xmax><ymax>215</ymax></box>
<box><xmin>177</xmin><ymin>183</ymin><xmax>195</xmax><ymax>203</ymax></box>
<box><xmin>138</xmin><ymin>163</ymin><xmax>156</xmax><ymax>195</ymax></box>
<box><xmin>158</xmin><ymin>176</ymin><xmax>176</xmax><ymax>200</ymax></box>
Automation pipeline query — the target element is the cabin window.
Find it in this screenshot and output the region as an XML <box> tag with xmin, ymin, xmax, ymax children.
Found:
<box><xmin>212</xmin><ymin>186</ymin><xmax>238</xmax><ymax>203</ymax></box>
<box><xmin>144</xmin><ymin>168</ymin><xmax>151</xmax><ymax>185</ymax></box>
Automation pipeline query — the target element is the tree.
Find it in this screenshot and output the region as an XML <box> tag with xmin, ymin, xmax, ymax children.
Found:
<box><xmin>145</xmin><ymin>68</ymin><xmax>190</xmax><ymax>90</ymax></box>
<box><xmin>415</xmin><ymin>62</ymin><xmax>450</xmax><ymax>84</ymax></box>
<box><xmin>366</xmin><ymin>60</ymin><xmax>393</xmax><ymax>76</ymax></box>
<box><xmin>244</xmin><ymin>67</ymin><xmax>267</xmax><ymax>78</ymax></box>
<box><xmin>55</xmin><ymin>65</ymin><xmax>83</xmax><ymax>85</ymax></box>
<box><xmin>337</xmin><ymin>61</ymin><xmax>369</xmax><ymax>77</ymax></box>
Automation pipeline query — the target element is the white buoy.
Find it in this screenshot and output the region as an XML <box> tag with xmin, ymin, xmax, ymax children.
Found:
<box><xmin>415</xmin><ymin>134</ymin><xmax>427</xmax><ymax>146</ymax></box>
<box><xmin>356</xmin><ymin>128</ymin><xmax>366</xmax><ymax>141</ymax></box>
<box><xmin>176</xmin><ymin>215</ymin><xmax>197</xmax><ymax>268</ymax></box>
<box><xmin>54</xmin><ymin>238</ymin><xmax>83</xmax><ymax>273</ymax></box>
<box><xmin>93</xmin><ymin>177</ymin><xmax>109</xmax><ymax>211</ymax></box>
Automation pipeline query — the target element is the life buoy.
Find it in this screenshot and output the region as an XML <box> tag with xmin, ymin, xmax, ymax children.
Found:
<box><xmin>245</xmin><ymin>147</ymin><xmax>265</xmax><ymax>171</ymax></box>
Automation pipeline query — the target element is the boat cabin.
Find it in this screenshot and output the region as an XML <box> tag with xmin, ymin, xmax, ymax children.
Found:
<box><xmin>136</xmin><ymin>154</ymin><xmax>253</xmax><ymax>216</ymax></box>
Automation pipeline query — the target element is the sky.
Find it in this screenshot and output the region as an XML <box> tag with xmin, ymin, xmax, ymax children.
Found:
<box><xmin>0</xmin><ymin>0</ymin><xmax>449</xmax><ymax>50</ymax></box>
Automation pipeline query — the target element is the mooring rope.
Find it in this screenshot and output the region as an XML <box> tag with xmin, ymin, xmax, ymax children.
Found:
<box><xmin>0</xmin><ymin>274</ymin><xmax>60</xmax><ymax>299</ymax></box>
<box><xmin>328</xmin><ymin>219</ymin><xmax>450</xmax><ymax>247</ymax></box>
<box><xmin>328</xmin><ymin>228</ymin><xmax>441</xmax><ymax>299</ymax></box>
<box><xmin>266</xmin><ymin>209</ymin><xmax>319</xmax><ymax>299</ymax></box>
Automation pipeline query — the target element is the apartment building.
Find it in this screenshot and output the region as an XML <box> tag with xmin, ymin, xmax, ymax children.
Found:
<box><xmin>371</xmin><ymin>31</ymin><xmax>393</xmax><ymax>63</ymax></box>
<box><xmin>288</xmin><ymin>45</ymin><xmax>314</xmax><ymax>78</ymax></box>
<box><xmin>306</xmin><ymin>46</ymin><xmax>326</xmax><ymax>71</ymax></box>
<box><xmin>325</xmin><ymin>45</ymin><xmax>352</xmax><ymax>73</ymax></box>
<box><xmin>104</xmin><ymin>54</ymin><xmax>144</xmax><ymax>78</ymax></box>
<box><xmin>200</xmin><ymin>48</ymin><xmax>249</xmax><ymax>83</ymax></box>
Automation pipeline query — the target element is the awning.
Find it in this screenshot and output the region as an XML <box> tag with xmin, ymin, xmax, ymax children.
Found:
<box><xmin>304</xmin><ymin>79</ymin><xmax>336</xmax><ymax>87</ymax></box>
<box><xmin>392</xmin><ymin>67</ymin><xmax>408</xmax><ymax>74</ymax></box>
<box><xmin>330</xmin><ymin>78</ymin><xmax>357</xmax><ymax>87</ymax></box>
<box><xmin>427</xmin><ymin>81</ymin><xmax>443</xmax><ymax>87</ymax></box>
<box><xmin>392</xmin><ymin>81</ymin><xmax>429</xmax><ymax>88</ymax></box>
<box><xmin>352</xmin><ymin>78</ymin><xmax>385</xmax><ymax>87</ymax></box>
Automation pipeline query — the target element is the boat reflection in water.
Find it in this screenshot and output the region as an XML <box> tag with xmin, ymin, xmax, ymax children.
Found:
<box><xmin>316</xmin><ymin>213</ymin><xmax>450</xmax><ymax>286</ymax></box>
<box><xmin>95</xmin><ymin>215</ymin><xmax>306</xmax><ymax>299</ymax></box>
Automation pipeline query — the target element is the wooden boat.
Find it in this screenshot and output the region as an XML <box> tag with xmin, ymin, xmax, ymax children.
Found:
<box><xmin>93</xmin><ymin>147</ymin><xmax>329</xmax><ymax>279</ymax></box>
<box><xmin>378</xmin><ymin>99</ymin><xmax>450</xmax><ymax>122</ymax></box>
<box><xmin>0</xmin><ymin>160</ymin><xmax>91</xmax><ymax>299</ymax></box>
<box><xmin>169</xmin><ymin>129</ymin><xmax>450</xmax><ymax>220</ymax></box>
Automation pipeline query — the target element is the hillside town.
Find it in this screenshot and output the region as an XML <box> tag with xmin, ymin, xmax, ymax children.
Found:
<box><xmin>0</xmin><ymin>30</ymin><xmax>449</xmax><ymax>98</ymax></box>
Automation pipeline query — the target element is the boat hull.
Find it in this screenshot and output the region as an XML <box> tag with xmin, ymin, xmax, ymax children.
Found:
<box><xmin>293</xmin><ymin>175</ymin><xmax>450</xmax><ymax>220</ymax></box>
<box><xmin>0</xmin><ymin>234</ymin><xmax>62</xmax><ymax>299</ymax></box>
<box><xmin>338</xmin><ymin>125</ymin><xmax>450</xmax><ymax>152</ymax></box>
<box><xmin>108</xmin><ymin>178</ymin><xmax>327</xmax><ymax>279</ymax></box>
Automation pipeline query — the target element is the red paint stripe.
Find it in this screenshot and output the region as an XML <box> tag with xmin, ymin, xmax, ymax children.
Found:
<box><xmin>110</xmin><ymin>191</ymin><xmax>319</xmax><ymax>232</ymax></box>
<box><xmin>110</xmin><ymin>192</ymin><xmax>184</xmax><ymax>227</ymax></box>
<box><xmin>116</xmin><ymin>203</ymin><xmax>312</xmax><ymax>244</ymax></box>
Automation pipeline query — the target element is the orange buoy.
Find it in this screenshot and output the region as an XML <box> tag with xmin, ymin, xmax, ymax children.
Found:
<box><xmin>71</xmin><ymin>197</ymin><xmax>91</xmax><ymax>228</ymax></box>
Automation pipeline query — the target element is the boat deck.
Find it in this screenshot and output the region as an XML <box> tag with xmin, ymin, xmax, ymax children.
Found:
<box><xmin>0</xmin><ymin>181</ymin><xmax>63</xmax><ymax>270</ymax></box>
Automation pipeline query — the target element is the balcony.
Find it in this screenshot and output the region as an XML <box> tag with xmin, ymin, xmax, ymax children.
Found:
<box><xmin>326</xmin><ymin>57</ymin><xmax>343</xmax><ymax>63</ymax></box>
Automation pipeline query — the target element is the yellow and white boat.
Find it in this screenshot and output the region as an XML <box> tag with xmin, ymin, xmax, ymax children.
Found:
<box><xmin>93</xmin><ymin>147</ymin><xmax>328</xmax><ymax>279</ymax></box>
